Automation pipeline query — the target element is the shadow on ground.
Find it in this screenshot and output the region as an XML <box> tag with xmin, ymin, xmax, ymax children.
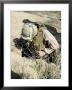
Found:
<box><xmin>11</xmin><ymin>70</ymin><xmax>22</xmax><ymax>79</ymax></box>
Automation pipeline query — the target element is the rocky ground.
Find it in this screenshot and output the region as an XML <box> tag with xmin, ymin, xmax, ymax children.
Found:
<box><xmin>11</xmin><ymin>11</ymin><xmax>61</xmax><ymax>79</ymax></box>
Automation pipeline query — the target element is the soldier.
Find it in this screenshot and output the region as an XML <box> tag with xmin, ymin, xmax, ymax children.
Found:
<box><xmin>21</xmin><ymin>19</ymin><xmax>40</xmax><ymax>59</ymax></box>
<box><xmin>38</xmin><ymin>25</ymin><xmax>60</xmax><ymax>62</ymax></box>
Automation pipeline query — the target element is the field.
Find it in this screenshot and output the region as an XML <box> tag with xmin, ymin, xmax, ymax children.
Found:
<box><xmin>11</xmin><ymin>11</ymin><xmax>61</xmax><ymax>79</ymax></box>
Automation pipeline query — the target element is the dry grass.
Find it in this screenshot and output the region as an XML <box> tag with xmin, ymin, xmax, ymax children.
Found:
<box><xmin>11</xmin><ymin>51</ymin><xmax>61</xmax><ymax>79</ymax></box>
